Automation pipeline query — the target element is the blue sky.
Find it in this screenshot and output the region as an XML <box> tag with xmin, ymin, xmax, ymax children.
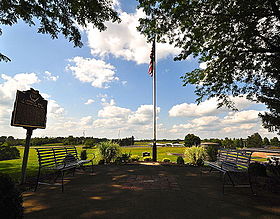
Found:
<box><xmin>0</xmin><ymin>0</ymin><xmax>276</xmax><ymax>139</ymax></box>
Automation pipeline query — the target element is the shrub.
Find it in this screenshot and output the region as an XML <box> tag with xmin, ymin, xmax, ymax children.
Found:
<box><xmin>0</xmin><ymin>173</ymin><xmax>23</xmax><ymax>218</ymax></box>
<box><xmin>121</xmin><ymin>153</ymin><xmax>131</xmax><ymax>163</ymax></box>
<box><xmin>249</xmin><ymin>162</ymin><xmax>267</xmax><ymax>177</ymax></box>
<box><xmin>80</xmin><ymin>150</ymin><xmax>87</xmax><ymax>160</ymax></box>
<box><xmin>114</xmin><ymin>153</ymin><xmax>131</xmax><ymax>164</ymax></box>
<box><xmin>205</xmin><ymin>146</ymin><xmax>219</xmax><ymax>162</ymax></box>
<box><xmin>177</xmin><ymin>156</ymin><xmax>185</xmax><ymax>165</ymax></box>
<box><xmin>143</xmin><ymin>156</ymin><xmax>152</xmax><ymax>161</ymax></box>
<box><xmin>114</xmin><ymin>157</ymin><xmax>123</xmax><ymax>165</ymax></box>
<box><xmin>98</xmin><ymin>159</ymin><xmax>105</xmax><ymax>165</ymax></box>
<box><xmin>131</xmin><ymin>155</ymin><xmax>140</xmax><ymax>162</ymax></box>
<box><xmin>162</xmin><ymin>158</ymin><xmax>171</xmax><ymax>163</ymax></box>
<box><xmin>184</xmin><ymin>146</ymin><xmax>206</xmax><ymax>166</ymax></box>
<box><xmin>97</xmin><ymin>141</ymin><xmax>121</xmax><ymax>164</ymax></box>
<box><xmin>0</xmin><ymin>146</ymin><xmax>20</xmax><ymax>161</ymax></box>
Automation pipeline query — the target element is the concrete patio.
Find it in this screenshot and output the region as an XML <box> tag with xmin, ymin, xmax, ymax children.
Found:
<box><xmin>23</xmin><ymin>164</ymin><xmax>280</xmax><ymax>219</ymax></box>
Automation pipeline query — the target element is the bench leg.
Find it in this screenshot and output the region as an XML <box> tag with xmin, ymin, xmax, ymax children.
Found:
<box><xmin>223</xmin><ymin>172</ymin><xmax>235</xmax><ymax>194</ymax></box>
<box><xmin>248</xmin><ymin>172</ymin><xmax>255</xmax><ymax>195</ymax></box>
<box><xmin>91</xmin><ymin>161</ymin><xmax>94</xmax><ymax>173</ymax></box>
<box><xmin>34</xmin><ymin>168</ymin><xmax>41</xmax><ymax>192</ymax></box>
<box><xmin>61</xmin><ymin>171</ymin><xmax>64</xmax><ymax>192</ymax></box>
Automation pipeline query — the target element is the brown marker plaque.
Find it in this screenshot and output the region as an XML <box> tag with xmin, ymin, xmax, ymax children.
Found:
<box><xmin>11</xmin><ymin>88</ymin><xmax>48</xmax><ymax>129</ymax></box>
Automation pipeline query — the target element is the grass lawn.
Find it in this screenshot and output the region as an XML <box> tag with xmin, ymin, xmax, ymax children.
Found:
<box><xmin>0</xmin><ymin>145</ymin><xmax>186</xmax><ymax>182</ymax></box>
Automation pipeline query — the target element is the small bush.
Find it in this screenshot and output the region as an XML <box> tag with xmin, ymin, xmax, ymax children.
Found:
<box><xmin>0</xmin><ymin>146</ymin><xmax>20</xmax><ymax>161</ymax></box>
<box><xmin>121</xmin><ymin>153</ymin><xmax>131</xmax><ymax>163</ymax></box>
<box><xmin>177</xmin><ymin>156</ymin><xmax>185</xmax><ymax>165</ymax></box>
<box><xmin>162</xmin><ymin>158</ymin><xmax>171</xmax><ymax>163</ymax></box>
<box><xmin>0</xmin><ymin>173</ymin><xmax>23</xmax><ymax>218</ymax></box>
<box><xmin>131</xmin><ymin>155</ymin><xmax>140</xmax><ymax>162</ymax></box>
<box><xmin>184</xmin><ymin>146</ymin><xmax>206</xmax><ymax>166</ymax></box>
<box><xmin>97</xmin><ymin>141</ymin><xmax>121</xmax><ymax>164</ymax></box>
<box><xmin>205</xmin><ymin>146</ymin><xmax>219</xmax><ymax>162</ymax></box>
<box><xmin>80</xmin><ymin>150</ymin><xmax>87</xmax><ymax>160</ymax></box>
<box><xmin>98</xmin><ymin>159</ymin><xmax>105</xmax><ymax>165</ymax></box>
<box><xmin>114</xmin><ymin>153</ymin><xmax>131</xmax><ymax>164</ymax></box>
<box><xmin>249</xmin><ymin>162</ymin><xmax>267</xmax><ymax>177</ymax></box>
<box><xmin>143</xmin><ymin>156</ymin><xmax>152</xmax><ymax>161</ymax></box>
<box><xmin>114</xmin><ymin>157</ymin><xmax>123</xmax><ymax>165</ymax></box>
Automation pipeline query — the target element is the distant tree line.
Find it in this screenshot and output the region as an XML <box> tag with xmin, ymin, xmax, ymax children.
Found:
<box><xmin>112</xmin><ymin>136</ymin><xmax>134</xmax><ymax>146</ymax></box>
<box><xmin>0</xmin><ymin>135</ymin><xmax>135</xmax><ymax>147</ymax></box>
<box><xmin>184</xmin><ymin>133</ymin><xmax>280</xmax><ymax>148</ymax></box>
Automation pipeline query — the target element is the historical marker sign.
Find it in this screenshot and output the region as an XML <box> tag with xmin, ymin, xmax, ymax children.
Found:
<box><xmin>11</xmin><ymin>88</ymin><xmax>48</xmax><ymax>129</ymax></box>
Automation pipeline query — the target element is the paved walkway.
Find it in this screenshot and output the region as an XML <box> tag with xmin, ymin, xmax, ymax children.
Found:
<box><xmin>23</xmin><ymin>164</ymin><xmax>280</xmax><ymax>219</ymax></box>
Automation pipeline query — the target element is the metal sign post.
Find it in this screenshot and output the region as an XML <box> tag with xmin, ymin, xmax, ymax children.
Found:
<box><xmin>21</xmin><ymin>127</ymin><xmax>34</xmax><ymax>184</ymax></box>
<box><xmin>11</xmin><ymin>88</ymin><xmax>47</xmax><ymax>184</ymax></box>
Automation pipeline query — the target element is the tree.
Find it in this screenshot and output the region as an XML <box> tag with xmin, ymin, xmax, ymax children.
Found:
<box><xmin>270</xmin><ymin>137</ymin><xmax>280</xmax><ymax>146</ymax></box>
<box><xmin>138</xmin><ymin>0</ymin><xmax>280</xmax><ymax>133</ymax></box>
<box><xmin>247</xmin><ymin>133</ymin><xmax>263</xmax><ymax>148</ymax></box>
<box><xmin>222</xmin><ymin>138</ymin><xmax>235</xmax><ymax>149</ymax></box>
<box><xmin>263</xmin><ymin>137</ymin><xmax>270</xmax><ymax>146</ymax></box>
<box><xmin>0</xmin><ymin>0</ymin><xmax>120</xmax><ymax>61</ymax></box>
<box><xmin>184</xmin><ymin>134</ymin><xmax>201</xmax><ymax>147</ymax></box>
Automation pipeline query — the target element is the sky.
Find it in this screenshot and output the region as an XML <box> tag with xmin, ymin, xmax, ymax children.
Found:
<box><xmin>0</xmin><ymin>0</ymin><xmax>277</xmax><ymax>140</ymax></box>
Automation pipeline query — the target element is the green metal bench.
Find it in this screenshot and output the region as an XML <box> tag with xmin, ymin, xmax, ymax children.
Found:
<box><xmin>35</xmin><ymin>146</ymin><xmax>94</xmax><ymax>192</ymax></box>
<box><xmin>205</xmin><ymin>149</ymin><xmax>253</xmax><ymax>193</ymax></box>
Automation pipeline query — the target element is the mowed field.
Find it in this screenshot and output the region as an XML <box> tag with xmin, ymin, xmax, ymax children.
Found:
<box><xmin>0</xmin><ymin>145</ymin><xmax>186</xmax><ymax>182</ymax></box>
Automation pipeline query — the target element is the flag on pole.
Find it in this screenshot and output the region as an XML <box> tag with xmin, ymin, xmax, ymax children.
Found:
<box><xmin>148</xmin><ymin>40</ymin><xmax>155</xmax><ymax>77</ymax></box>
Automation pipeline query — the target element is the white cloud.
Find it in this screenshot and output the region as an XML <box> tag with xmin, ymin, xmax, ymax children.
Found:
<box><xmin>80</xmin><ymin>116</ymin><xmax>93</xmax><ymax>127</ymax></box>
<box><xmin>169</xmin><ymin>99</ymin><xmax>222</xmax><ymax>117</ymax></box>
<box><xmin>67</xmin><ymin>57</ymin><xmax>119</xmax><ymax>88</ymax></box>
<box><xmin>85</xmin><ymin>99</ymin><xmax>95</xmax><ymax>105</ymax></box>
<box><xmin>47</xmin><ymin>99</ymin><xmax>65</xmax><ymax>118</ymax></box>
<box><xmin>169</xmin><ymin>96</ymin><xmax>257</xmax><ymax>117</ymax></box>
<box><xmin>98</xmin><ymin>105</ymin><xmax>131</xmax><ymax>118</ymax></box>
<box><xmin>222</xmin><ymin>110</ymin><xmax>260</xmax><ymax>124</ymax></box>
<box><xmin>44</xmin><ymin>71</ymin><xmax>59</xmax><ymax>81</ymax></box>
<box><xmin>128</xmin><ymin>105</ymin><xmax>160</xmax><ymax>125</ymax></box>
<box><xmin>0</xmin><ymin>73</ymin><xmax>40</xmax><ymax>101</ymax></box>
<box><xmin>86</xmin><ymin>9</ymin><xmax>181</xmax><ymax>64</ymax></box>
<box><xmin>199</xmin><ymin>62</ymin><xmax>207</xmax><ymax>69</ymax></box>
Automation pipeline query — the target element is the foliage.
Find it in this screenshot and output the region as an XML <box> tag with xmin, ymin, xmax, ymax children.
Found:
<box><xmin>176</xmin><ymin>156</ymin><xmax>185</xmax><ymax>165</ymax></box>
<box><xmin>131</xmin><ymin>155</ymin><xmax>140</xmax><ymax>162</ymax></box>
<box><xmin>184</xmin><ymin>134</ymin><xmax>201</xmax><ymax>147</ymax></box>
<box><xmin>84</xmin><ymin>139</ymin><xmax>96</xmax><ymax>148</ymax></box>
<box><xmin>143</xmin><ymin>156</ymin><xmax>152</xmax><ymax>162</ymax></box>
<box><xmin>0</xmin><ymin>0</ymin><xmax>120</xmax><ymax>62</ymax></box>
<box><xmin>247</xmin><ymin>133</ymin><xmax>263</xmax><ymax>148</ymax></box>
<box><xmin>263</xmin><ymin>137</ymin><xmax>270</xmax><ymax>146</ymax></box>
<box><xmin>114</xmin><ymin>153</ymin><xmax>131</xmax><ymax>164</ymax></box>
<box><xmin>184</xmin><ymin>146</ymin><xmax>206</xmax><ymax>166</ymax></box>
<box><xmin>162</xmin><ymin>158</ymin><xmax>170</xmax><ymax>163</ymax></box>
<box><xmin>0</xmin><ymin>173</ymin><xmax>23</xmax><ymax>218</ymax></box>
<box><xmin>138</xmin><ymin>0</ymin><xmax>280</xmax><ymax>134</ymax></box>
<box><xmin>249</xmin><ymin>162</ymin><xmax>267</xmax><ymax>177</ymax></box>
<box><xmin>270</xmin><ymin>137</ymin><xmax>280</xmax><ymax>146</ymax></box>
<box><xmin>266</xmin><ymin>163</ymin><xmax>280</xmax><ymax>182</ymax></box>
<box><xmin>112</xmin><ymin>136</ymin><xmax>135</xmax><ymax>146</ymax></box>
<box><xmin>80</xmin><ymin>150</ymin><xmax>87</xmax><ymax>160</ymax></box>
<box><xmin>97</xmin><ymin>141</ymin><xmax>121</xmax><ymax>164</ymax></box>
<box><xmin>221</xmin><ymin>138</ymin><xmax>235</xmax><ymax>149</ymax></box>
<box><xmin>0</xmin><ymin>146</ymin><xmax>20</xmax><ymax>161</ymax></box>
<box><xmin>120</xmin><ymin>153</ymin><xmax>131</xmax><ymax>163</ymax></box>
<box><xmin>205</xmin><ymin>146</ymin><xmax>219</xmax><ymax>162</ymax></box>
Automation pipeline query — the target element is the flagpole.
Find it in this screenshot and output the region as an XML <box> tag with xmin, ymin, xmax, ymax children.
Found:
<box><xmin>152</xmin><ymin>38</ymin><xmax>157</xmax><ymax>162</ymax></box>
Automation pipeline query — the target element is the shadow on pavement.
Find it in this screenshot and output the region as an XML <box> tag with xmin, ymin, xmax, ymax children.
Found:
<box><xmin>23</xmin><ymin>165</ymin><xmax>280</xmax><ymax>219</ymax></box>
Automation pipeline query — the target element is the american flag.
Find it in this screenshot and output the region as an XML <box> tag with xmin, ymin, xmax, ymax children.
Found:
<box><xmin>148</xmin><ymin>40</ymin><xmax>155</xmax><ymax>77</ymax></box>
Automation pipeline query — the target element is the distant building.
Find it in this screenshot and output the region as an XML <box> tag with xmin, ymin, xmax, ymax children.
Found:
<box><xmin>200</xmin><ymin>142</ymin><xmax>220</xmax><ymax>147</ymax></box>
<box><xmin>172</xmin><ymin>143</ymin><xmax>184</xmax><ymax>147</ymax></box>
